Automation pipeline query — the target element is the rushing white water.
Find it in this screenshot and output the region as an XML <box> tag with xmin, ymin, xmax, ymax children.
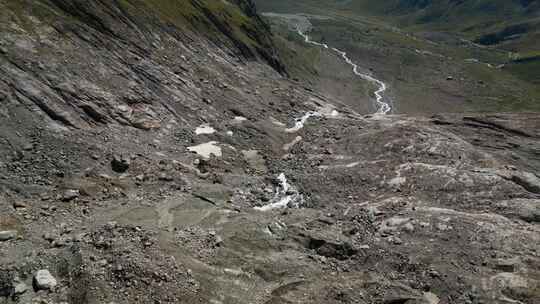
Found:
<box><xmin>254</xmin><ymin>173</ymin><xmax>303</xmax><ymax>211</ymax></box>
<box><xmin>297</xmin><ymin>29</ymin><xmax>391</xmax><ymax>114</ymax></box>
<box><xmin>285</xmin><ymin>111</ymin><xmax>322</xmax><ymax>133</ymax></box>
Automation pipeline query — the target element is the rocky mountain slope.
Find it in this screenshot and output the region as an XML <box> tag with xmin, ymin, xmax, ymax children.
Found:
<box><xmin>1</xmin><ymin>1</ymin><xmax>540</xmax><ymax>304</ymax></box>
<box><xmin>0</xmin><ymin>0</ymin><xmax>285</xmax><ymax>130</ymax></box>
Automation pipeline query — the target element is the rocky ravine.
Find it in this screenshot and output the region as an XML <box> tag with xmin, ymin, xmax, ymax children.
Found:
<box><xmin>1</xmin><ymin>1</ymin><xmax>540</xmax><ymax>304</ymax></box>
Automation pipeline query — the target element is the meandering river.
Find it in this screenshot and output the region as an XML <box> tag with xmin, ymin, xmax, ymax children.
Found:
<box><xmin>296</xmin><ymin>28</ymin><xmax>391</xmax><ymax>114</ymax></box>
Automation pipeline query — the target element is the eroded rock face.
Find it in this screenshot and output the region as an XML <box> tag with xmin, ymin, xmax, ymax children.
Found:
<box><xmin>0</xmin><ymin>0</ymin><xmax>285</xmax><ymax>133</ymax></box>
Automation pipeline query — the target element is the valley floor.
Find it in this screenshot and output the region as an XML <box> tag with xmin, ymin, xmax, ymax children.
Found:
<box><xmin>262</xmin><ymin>8</ymin><xmax>540</xmax><ymax>114</ymax></box>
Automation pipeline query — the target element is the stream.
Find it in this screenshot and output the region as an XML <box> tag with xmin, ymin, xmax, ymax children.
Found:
<box><xmin>296</xmin><ymin>28</ymin><xmax>391</xmax><ymax>114</ymax></box>
<box><xmin>257</xmin><ymin>26</ymin><xmax>393</xmax><ymax>212</ymax></box>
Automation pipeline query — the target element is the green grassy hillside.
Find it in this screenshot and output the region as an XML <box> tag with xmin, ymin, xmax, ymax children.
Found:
<box><xmin>256</xmin><ymin>0</ymin><xmax>540</xmax><ymax>112</ymax></box>
<box><xmin>258</xmin><ymin>0</ymin><xmax>540</xmax><ymax>49</ymax></box>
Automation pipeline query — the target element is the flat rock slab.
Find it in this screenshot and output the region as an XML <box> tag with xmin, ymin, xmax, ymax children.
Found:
<box><xmin>0</xmin><ymin>230</ymin><xmax>17</xmax><ymax>241</ymax></box>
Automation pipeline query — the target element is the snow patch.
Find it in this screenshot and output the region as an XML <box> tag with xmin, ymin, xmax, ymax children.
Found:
<box><xmin>188</xmin><ymin>141</ymin><xmax>222</xmax><ymax>158</ymax></box>
<box><xmin>233</xmin><ymin>116</ymin><xmax>248</xmax><ymax>123</ymax></box>
<box><xmin>195</xmin><ymin>125</ymin><xmax>216</xmax><ymax>135</ymax></box>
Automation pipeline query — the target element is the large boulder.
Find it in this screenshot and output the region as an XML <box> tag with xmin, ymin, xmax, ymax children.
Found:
<box><xmin>111</xmin><ymin>155</ymin><xmax>130</xmax><ymax>173</ymax></box>
<box><xmin>34</xmin><ymin>270</ymin><xmax>57</xmax><ymax>290</ymax></box>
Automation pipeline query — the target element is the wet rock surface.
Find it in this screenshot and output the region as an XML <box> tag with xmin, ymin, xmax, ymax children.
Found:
<box><xmin>1</xmin><ymin>1</ymin><xmax>540</xmax><ymax>304</ymax></box>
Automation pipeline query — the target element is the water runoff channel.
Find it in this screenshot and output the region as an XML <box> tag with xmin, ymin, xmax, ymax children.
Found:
<box><xmin>251</xmin><ymin>14</ymin><xmax>392</xmax><ymax>211</ymax></box>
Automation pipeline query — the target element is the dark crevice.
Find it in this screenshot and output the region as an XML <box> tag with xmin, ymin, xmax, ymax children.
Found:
<box><xmin>463</xmin><ymin>116</ymin><xmax>534</xmax><ymax>138</ymax></box>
